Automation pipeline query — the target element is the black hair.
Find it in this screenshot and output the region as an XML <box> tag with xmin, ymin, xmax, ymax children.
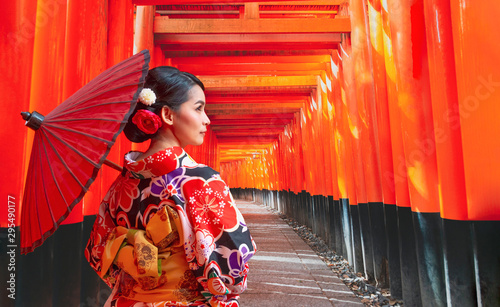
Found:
<box><xmin>124</xmin><ymin>66</ymin><xmax>205</xmax><ymax>143</ymax></box>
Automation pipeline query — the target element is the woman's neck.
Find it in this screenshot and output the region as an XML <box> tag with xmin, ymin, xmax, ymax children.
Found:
<box><xmin>135</xmin><ymin>130</ymin><xmax>181</xmax><ymax>161</ymax></box>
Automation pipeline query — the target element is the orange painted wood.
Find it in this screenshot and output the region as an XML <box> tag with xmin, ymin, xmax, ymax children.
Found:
<box><xmin>177</xmin><ymin>63</ymin><xmax>327</xmax><ymax>72</ymax></box>
<box><xmin>263</xmin><ymin>0</ymin><xmax>345</xmax><ymax>4</ymax></box>
<box><xmin>107</xmin><ymin>0</ymin><xmax>134</xmax><ymax>67</ymax></box>
<box><xmin>136</xmin><ymin>0</ymin><xmax>345</xmax><ymax>6</ymax></box>
<box><xmin>244</xmin><ymin>3</ymin><xmax>259</xmax><ymax>19</ymax></box>
<box><xmin>367</xmin><ymin>0</ymin><xmax>396</xmax><ymax>205</ymax></box>
<box><xmin>172</xmin><ymin>55</ymin><xmax>331</xmax><ymax>64</ymax></box>
<box><xmin>155</xmin><ymin>31</ymin><xmax>340</xmax><ymax>43</ymax></box>
<box><xmin>387</xmin><ymin>0</ymin><xmax>440</xmax><ymax>213</ymax></box>
<box><xmin>422</xmin><ymin>0</ymin><xmax>467</xmax><ymax>219</ymax></box>
<box><xmin>331</xmin><ymin>53</ymin><xmax>349</xmax><ymax>199</ymax></box>
<box><xmin>163</xmin><ymin>49</ymin><xmax>332</xmax><ymax>58</ymax></box>
<box><xmin>211</xmin><ymin>123</ymin><xmax>287</xmax><ymax>129</ymax></box>
<box><xmin>209</xmin><ymin>113</ymin><xmax>295</xmax><ymax>120</ymax></box>
<box><xmin>91</xmin><ymin>0</ymin><xmax>135</xmax><ymax>216</ymax></box>
<box><xmin>381</xmin><ymin>1</ymin><xmax>411</xmax><ymax>208</ymax></box>
<box><xmin>186</xmin><ymin>69</ymin><xmax>325</xmax><ymax>76</ymax></box>
<box><xmin>1</xmin><ymin>0</ymin><xmax>37</xmax><ymax>226</ymax></box>
<box><xmin>200</xmin><ymin>75</ymin><xmax>318</xmax><ymax>88</ymax></box>
<box><xmin>207</xmin><ymin>96</ymin><xmax>308</xmax><ymax>104</ymax></box>
<box><xmin>163</xmin><ymin>13</ymin><xmax>239</xmax><ymax>19</ymax></box>
<box><xmin>340</xmin><ymin>39</ymin><xmax>360</xmax><ymax>205</ymax></box>
<box><xmin>450</xmin><ymin>0</ymin><xmax>500</xmax><ymax>220</ymax></box>
<box><xmin>134</xmin><ymin>5</ymin><xmax>155</xmax><ymax>53</ymax></box>
<box><xmin>320</xmin><ymin>73</ymin><xmax>334</xmax><ymax>195</ymax></box>
<box><xmin>207</xmin><ymin>102</ymin><xmax>303</xmax><ymax>110</ymax></box>
<box><xmin>326</xmin><ymin>58</ymin><xmax>340</xmax><ymax>200</ymax></box>
<box><xmin>30</xmin><ymin>0</ymin><xmax>86</xmax><ymax>225</ymax></box>
<box><xmin>260</xmin><ymin>13</ymin><xmax>336</xmax><ymax>18</ymax></box>
<box><xmin>207</xmin><ymin>108</ymin><xmax>301</xmax><ymax>116</ymax></box>
<box><xmin>350</xmin><ymin>0</ymin><xmax>383</xmax><ymax>203</ymax></box>
<box><xmin>156</xmin><ymin>36</ymin><xmax>340</xmax><ymax>51</ymax></box>
<box><xmin>154</xmin><ymin>17</ymin><xmax>351</xmax><ymax>33</ymax></box>
<box><xmin>64</xmin><ymin>0</ymin><xmax>108</xmax><ymax>221</ymax></box>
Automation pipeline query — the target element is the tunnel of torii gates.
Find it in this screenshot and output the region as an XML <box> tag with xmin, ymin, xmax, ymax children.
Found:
<box><xmin>1</xmin><ymin>0</ymin><xmax>500</xmax><ymax>306</ymax></box>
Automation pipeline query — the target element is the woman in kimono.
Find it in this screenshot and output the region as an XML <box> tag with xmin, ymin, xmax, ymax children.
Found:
<box><xmin>85</xmin><ymin>66</ymin><xmax>256</xmax><ymax>307</ymax></box>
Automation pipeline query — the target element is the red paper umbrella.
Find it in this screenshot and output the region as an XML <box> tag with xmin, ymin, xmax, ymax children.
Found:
<box><xmin>20</xmin><ymin>50</ymin><xmax>150</xmax><ymax>254</ymax></box>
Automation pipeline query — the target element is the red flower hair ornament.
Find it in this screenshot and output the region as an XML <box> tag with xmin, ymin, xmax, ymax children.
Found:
<box><xmin>132</xmin><ymin>88</ymin><xmax>162</xmax><ymax>134</ymax></box>
<box><xmin>132</xmin><ymin>109</ymin><xmax>163</xmax><ymax>135</ymax></box>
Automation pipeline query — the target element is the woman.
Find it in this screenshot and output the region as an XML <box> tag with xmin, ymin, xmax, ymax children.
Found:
<box><xmin>85</xmin><ymin>66</ymin><xmax>256</xmax><ymax>307</ymax></box>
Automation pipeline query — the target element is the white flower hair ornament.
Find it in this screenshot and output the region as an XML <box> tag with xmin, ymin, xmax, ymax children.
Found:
<box><xmin>138</xmin><ymin>88</ymin><xmax>156</xmax><ymax>106</ymax></box>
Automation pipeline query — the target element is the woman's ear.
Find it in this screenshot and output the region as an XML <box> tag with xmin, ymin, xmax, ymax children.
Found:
<box><xmin>161</xmin><ymin>107</ymin><xmax>174</xmax><ymax>125</ymax></box>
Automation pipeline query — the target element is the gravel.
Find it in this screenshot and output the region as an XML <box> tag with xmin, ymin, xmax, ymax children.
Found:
<box><xmin>276</xmin><ymin>211</ymin><xmax>404</xmax><ymax>307</ymax></box>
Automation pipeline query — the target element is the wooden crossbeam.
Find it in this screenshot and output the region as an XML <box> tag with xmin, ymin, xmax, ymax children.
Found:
<box><xmin>158</xmin><ymin>41</ymin><xmax>337</xmax><ymax>51</ymax></box>
<box><xmin>207</xmin><ymin>92</ymin><xmax>308</xmax><ymax>98</ymax></box>
<box><xmin>135</xmin><ymin>0</ymin><xmax>344</xmax><ymax>5</ymax></box>
<box><xmin>183</xmin><ymin>69</ymin><xmax>325</xmax><ymax>76</ymax></box>
<box><xmin>210</xmin><ymin>119</ymin><xmax>292</xmax><ymax>126</ymax></box>
<box><xmin>208</xmin><ymin>97</ymin><xmax>307</xmax><ymax>104</ymax></box>
<box><xmin>154</xmin><ymin>17</ymin><xmax>350</xmax><ymax>33</ymax></box>
<box><xmin>156</xmin><ymin>10</ymin><xmax>240</xmax><ymax>14</ymax></box>
<box><xmin>219</xmin><ymin>144</ymin><xmax>270</xmax><ymax>149</ymax></box>
<box><xmin>207</xmin><ymin>102</ymin><xmax>303</xmax><ymax>110</ymax></box>
<box><xmin>206</xmin><ymin>90</ymin><xmax>310</xmax><ymax>97</ymax></box>
<box><xmin>261</xmin><ymin>1</ymin><xmax>345</xmax><ymax>4</ymax></box>
<box><xmin>207</xmin><ymin>108</ymin><xmax>301</xmax><ymax>115</ymax></box>
<box><xmin>155</xmin><ymin>33</ymin><xmax>340</xmax><ymax>43</ymax></box>
<box><xmin>178</xmin><ymin>63</ymin><xmax>326</xmax><ymax>71</ymax></box>
<box><xmin>216</xmin><ymin>130</ymin><xmax>281</xmax><ymax>135</ymax></box>
<box><xmin>208</xmin><ymin>113</ymin><xmax>295</xmax><ymax>120</ymax></box>
<box><xmin>211</xmin><ymin>125</ymin><xmax>289</xmax><ymax>131</ymax></box>
<box><xmin>162</xmin><ymin>49</ymin><xmax>331</xmax><ymax>57</ymax></box>
<box><xmin>209</xmin><ymin>116</ymin><xmax>295</xmax><ymax>125</ymax></box>
<box><xmin>176</xmin><ymin>63</ymin><xmax>326</xmax><ymax>76</ymax></box>
<box><xmin>172</xmin><ymin>55</ymin><xmax>331</xmax><ymax>64</ymax></box>
<box><xmin>199</xmin><ymin>75</ymin><xmax>317</xmax><ymax>88</ymax></box>
<box><xmin>216</xmin><ymin>137</ymin><xmax>280</xmax><ymax>145</ymax></box>
<box><xmin>212</xmin><ymin>125</ymin><xmax>285</xmax><ymax>130</ymax></box>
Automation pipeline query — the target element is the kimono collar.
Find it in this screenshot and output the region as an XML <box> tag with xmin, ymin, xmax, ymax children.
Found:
<box><xmin>123</xmin><ymin>146</ymin><xmax>192</xmax><ymax>179</ymax></box>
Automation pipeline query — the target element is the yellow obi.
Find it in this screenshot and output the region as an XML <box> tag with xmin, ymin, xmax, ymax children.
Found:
<box><xmin>100</xmin><ymin>205</ymin><xmax>205</xmax><ymax>305</ymax></box>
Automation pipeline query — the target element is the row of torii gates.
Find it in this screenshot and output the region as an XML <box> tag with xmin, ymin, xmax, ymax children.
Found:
<box><xmin>2</xmin><ymin>1</ymin><xmax>500</xmax><ymax>306</ymax></box>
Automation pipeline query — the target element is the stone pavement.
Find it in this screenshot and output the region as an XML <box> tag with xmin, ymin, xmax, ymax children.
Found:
<box><xmin>237</xmin><ymin>200</ymin><xmax>364</xmax><ymax>307</ymax></box>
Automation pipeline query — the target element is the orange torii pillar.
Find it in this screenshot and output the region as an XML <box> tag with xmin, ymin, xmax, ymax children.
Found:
<box><xmin>380</xmin><ymin>0</ymin><xmax>416</xmax><ymax>303</ymax></box>
<box><xmin>1</xmin><ymin>3</ymin><xmax>37</xmax><ymax>306</ymax></box>
<box><xmin>387</xmin><ymin>0</ymin><xmax>446</xmax><ymax>305</ymax></box>
<box><xmin>350</xmin><ymin>0</ymin><xmax>387</xmax><ymax>285</ymax></box>
<box><xmin>449</xmin><ymin>1</ymin><xmax>500</xmax><ymax>305</ymax></box>
<box><xmin>341</xmin><ymin>36</ymin><xmax>367</xmax><ymax>275</ymax></box>
<box><xmin>366</xmin><ymin>0</ymin><xmax>399</xmax><ymax>294</ymax></box>
<box><xmin>16</xmin><ymin>0</ymin><xmax>71</xmax><ymax>305</ymax></box>
<box><xmin>423</xmin><ymin>0</ymin><xmax>472</xmax><ymax>305</ymax></box>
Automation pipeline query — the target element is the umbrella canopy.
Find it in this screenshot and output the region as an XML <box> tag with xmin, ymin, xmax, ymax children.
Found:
<box><xmin>20</xmin><ymin>50</ymin><xmax>150</xmax><ymax>254</ymax></box>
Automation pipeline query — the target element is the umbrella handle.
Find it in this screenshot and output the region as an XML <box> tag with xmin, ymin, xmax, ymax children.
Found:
<box><xmin>104</xmin><ymin>159</ymin><xmax>123</xmax><ymax>172</ymax></box>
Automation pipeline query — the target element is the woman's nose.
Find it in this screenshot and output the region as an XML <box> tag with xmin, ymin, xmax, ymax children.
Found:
<box><xmin>203</xmin><ymin>112</ymin><xmax>211</xmax><ymax>126</ymax></box>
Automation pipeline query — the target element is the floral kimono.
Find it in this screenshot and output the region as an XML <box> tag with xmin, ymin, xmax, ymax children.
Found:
<box><xmin>85</xmin><ymin>146</ymin><xmax>256</xmax><ymax>307</ymax></box>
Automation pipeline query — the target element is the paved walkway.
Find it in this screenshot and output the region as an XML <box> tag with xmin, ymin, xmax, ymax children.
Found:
<box><xmin>237</xmin><ymin>200</ymin><xmax>364</xmax><ymax>307</ymax></box>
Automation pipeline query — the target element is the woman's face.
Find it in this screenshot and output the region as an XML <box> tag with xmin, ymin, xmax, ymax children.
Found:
<box><xmin>171</xmin><ymin>85</ymin><xmax>210</xmax><ymax>147</ymax></box>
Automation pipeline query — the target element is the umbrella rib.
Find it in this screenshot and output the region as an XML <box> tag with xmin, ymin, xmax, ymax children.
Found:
<box><xmin>43</xmin><ymin>123</ymin><xmax>114</xmax><ymax>145</ymax></box>
<box><xmin>52</xmin><ymin>100</ymin><xmax>137</xmax><ymax>118</ymax></box>
<box><xmin>43</xmin><ymin>128</ymin><xmax>100</xmax><ymax>168</ymax></box>
<box><xmin>56</xmin><ymin>78</ymin><xmax>145</xmax><ymax>114</ymax></box>
<box><xmin>39</xmin><ymin>135</ymin><xmax>62</xmax><ymax>227</ymax></box>
<box><xmin>41</xmin><ymin>129</ymin><xmax>88</xmax><ymax>191</ymax></box>
<box><xmin>33</xmin><ymin>138</ymin><xmax>50</xmax><ymax>241</ymax></box>
<box><xmin>40</xmin><ymin>131</ymin><xmax>71</xmax><ymax>210</ymax></box>
<box><xmin>53</xmin><ymin>49</ymin><xmax>149</xmax><ymax>119</ymax></box>
<box><xmin>54</xmin><ymin>81</ymin><xmax>142</xmax><ymax>115</ymax></box>
<box><xmin>47</xmin><ymin>118</ymin><xmax>125</xmax><ymax>123</ymax></box>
